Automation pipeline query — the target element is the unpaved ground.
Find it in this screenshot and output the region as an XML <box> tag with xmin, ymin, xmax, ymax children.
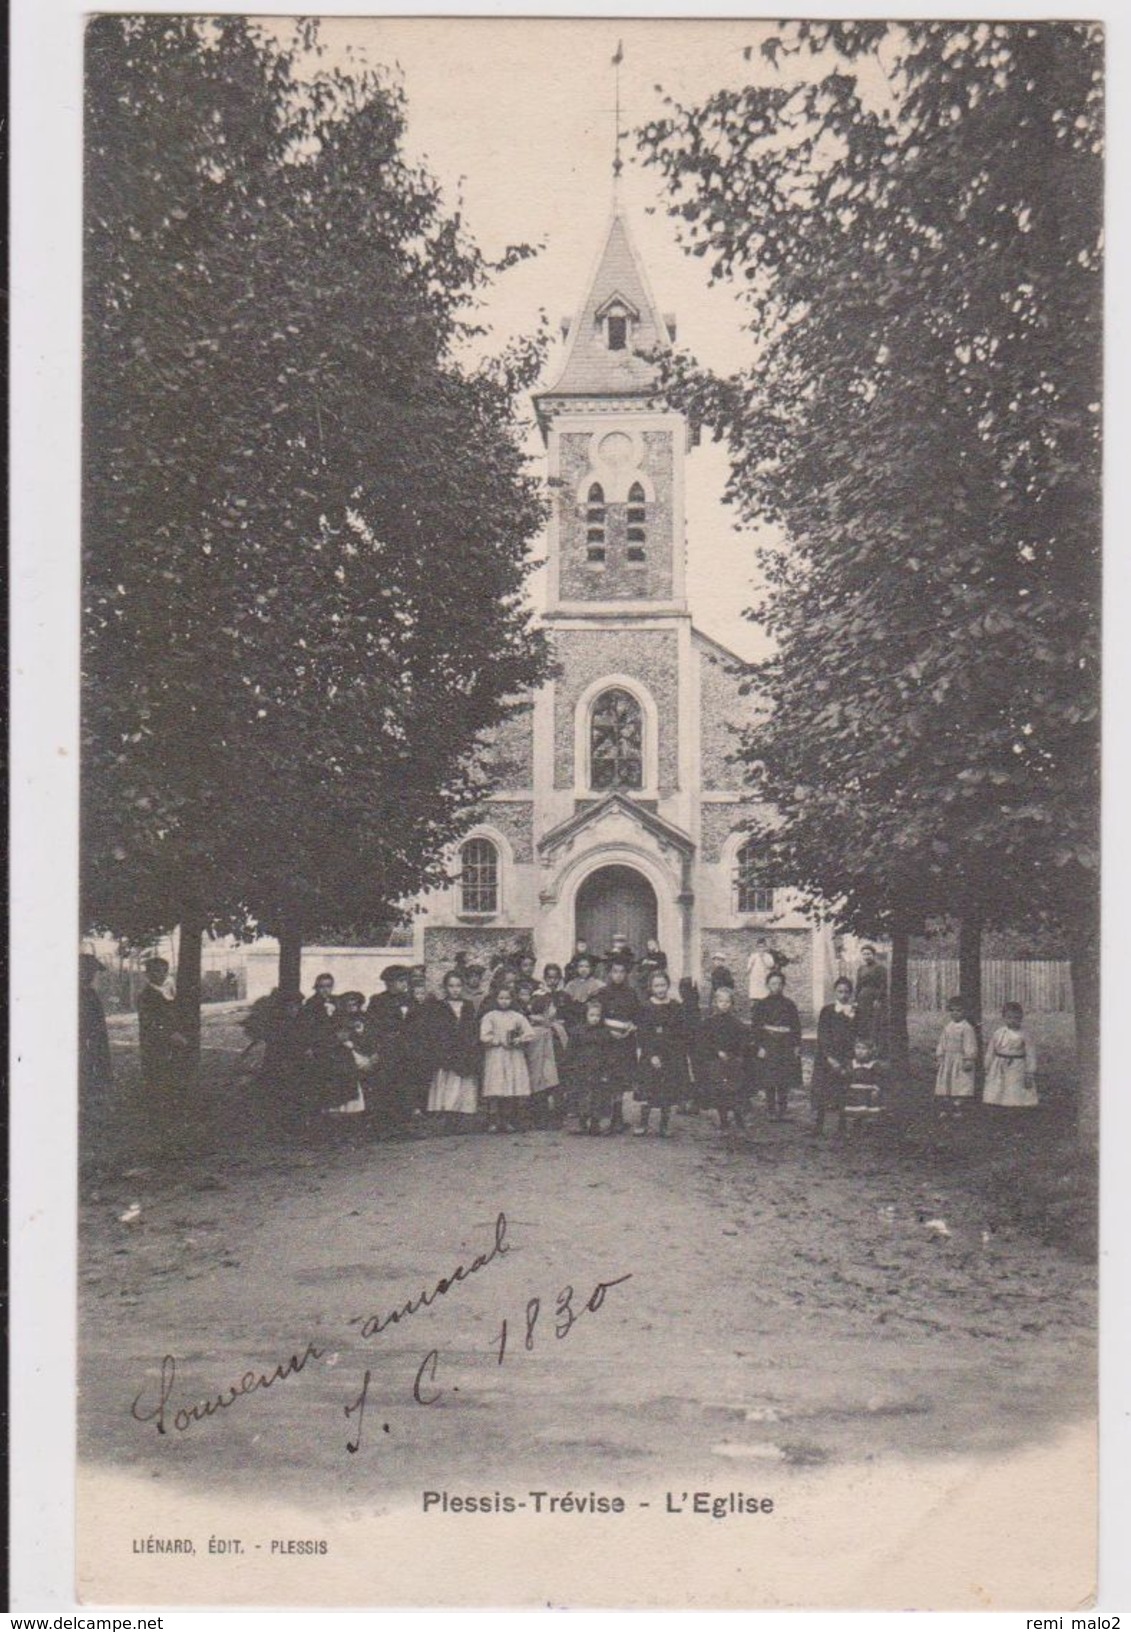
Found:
<box><xmin>79</xmin><ymin>1014</ymin><xmax>1095</xmax><ymax>1511</ymax></box>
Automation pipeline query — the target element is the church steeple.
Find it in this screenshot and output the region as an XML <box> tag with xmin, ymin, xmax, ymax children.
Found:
<box><xmin>535</xmin><ymin>205</ymin><xmax>688</xmax><ymax>615</ymax></box>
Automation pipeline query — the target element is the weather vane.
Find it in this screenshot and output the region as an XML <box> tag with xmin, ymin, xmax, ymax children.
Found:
<box><xmin>612</xmin><ymin>39</ymin><xmax>624</xmax><ymax>183</ymax></box>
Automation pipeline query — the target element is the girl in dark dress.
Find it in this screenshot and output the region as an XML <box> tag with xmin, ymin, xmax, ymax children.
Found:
<box><xmin>633</xmin><ymin>970</ymin><xmax>688</xmax><ymax>1137</ymax></box>
<box><xmin>811</xmin><ymin>978</ymin><xmax>857</xmax><ymax>1136</ymax></box>
<box><xmin>423</xmin><ymin>970</ymin><xmax>481</xmax><ymax>1132</ymax></box>
<box><xmin>569</xmin><ymin>996</ymin><xmax>617</xmax><ymax>1134</ymax></box>
<box><xmin>597</xmin><ymin>957</ymin><xmax>641</xmax><ymax>1133</ymax></box>
<box><xmin>752</xmin><ymin>969</ymin><xmax>802</xmax><ymax>1121</ymax></box>
<box><xmin>696</xmin><ymin>985</ymin><xmax>751</xmax><ymax>1131</ymax></box>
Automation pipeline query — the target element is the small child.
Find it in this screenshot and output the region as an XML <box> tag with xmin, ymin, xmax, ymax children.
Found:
<box><xmin>323</xmin><ymin>1019</ymin><xmax>370</xmax><ymax>1116</ymax></box>
<box><xmin>569</xmin><ymin>997</ymin><xmax>617</xmax><ymax>1134</ymax></box>
<box><xmin>517</xmin><ymin>977</ymin><xmax>559</xmax><ymax>1126</ymax></box>
<box><xmin>983</xmin><ymin>1002</ymin><xmax>1038</xmax><ymax>1109</ymax></box>
<box><xmin>935</xmin><ymin>995</ymin><xmax>977</xmax><ymax>1115</ymax></box>
<box><xmin>479</xmin><ymin>985</ymin><xmax>535</xmax><ymax>1133</ymax></box>
<box><xmin>840</xmin><ymin>1037</ymin><xmax>885</xmax><ymax>1133</ymax></box>
<box><xmin>696</xmin><ymin>985</ymin><xmax>749</xmax><ymax>1131</ymax></box>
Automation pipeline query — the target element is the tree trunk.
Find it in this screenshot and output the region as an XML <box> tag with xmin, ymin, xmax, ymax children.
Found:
<box><xmin>958</xmin><ymin>910</ymin><xmax>983</xmax><ymax>1027</ymax></box>
<box><xmin>958</xmin><ymin>909</ymin><xmax>984</xmax><ymax>1093</ymax></box>
<box><xmin>888</xmin><ymin>918</ymin><xmax>910</xmax><ymax>1075</ymax></box>
<box><xmin>1068</xmin><ymin>915</ymin><xmax>1099</xmax><ymax>1149</ymax></box>
<box><xmin>175</xmin><ymin>911</ymin><xmax>204</xmax><ymax>1079</ymax></box>
<box><xmin>277</xmin><ymin>918</ymin><xmax>304</xmax><ymax>998</ymax></box>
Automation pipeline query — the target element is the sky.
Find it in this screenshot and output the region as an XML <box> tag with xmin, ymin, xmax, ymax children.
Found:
<box><xmin>301</xmin><ymin>17</ymin><xmax>797</xmax><ymax>658</ymax></box>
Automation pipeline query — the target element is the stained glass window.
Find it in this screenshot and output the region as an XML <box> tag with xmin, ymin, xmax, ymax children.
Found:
<box><xmin>459</xmin><ymin>837</ymin><xmax>499</xmax><ymax>914</ymax></box>
<box><xmin>590</xmin><ymin>688</ymin><xmax>644</xmax><ymax>791</ymax></box>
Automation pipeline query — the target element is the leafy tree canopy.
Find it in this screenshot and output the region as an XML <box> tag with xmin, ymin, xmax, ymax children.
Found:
<box><xmin>639</xmin><ymin>21</ymin><xmax>1101</xmax><ymax>943</ymax></box>
<box><xmin>84</xmin><ymin>16</ymin><xmax>550</xmax><ymax>945</ymax></box>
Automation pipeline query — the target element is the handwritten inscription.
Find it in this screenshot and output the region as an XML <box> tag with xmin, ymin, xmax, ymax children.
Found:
<box><xmin>129</xmin><ymin>1209</ymin><xmax>633</xmax><ymax>1455</ymax></box>
<box><xmin>491</xmin><ymin>1273</ymin><xmax>633</xmax><ymax>1365</ymax></box>
<box><xmin>131</xmin><ymin>1342</ymin><xmax>324</xmax><ymax>1437</ymax></box>
<box><xmin>347</xmin><ymin>1212</ymin><xmax>511</xmax><ymax>1340</ymax></box>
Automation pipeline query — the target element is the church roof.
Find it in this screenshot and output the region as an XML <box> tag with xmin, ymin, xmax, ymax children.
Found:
<box><xmin>535</xmin><ymin>207</ymin><xmax>672</xmax><ymax>406</ymax></box>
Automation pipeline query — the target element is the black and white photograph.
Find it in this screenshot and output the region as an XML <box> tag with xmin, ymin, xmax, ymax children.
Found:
<box><xmin>12</xmin><ymin>7</ymin><xmax>1114</xmax><ymax>1612</ymax></box>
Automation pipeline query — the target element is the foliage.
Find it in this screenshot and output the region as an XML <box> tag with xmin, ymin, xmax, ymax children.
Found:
<box><xmin>83</xmin><ymin>16</ymin><xmax>550</xmax><ymax>947</ymax></box>
<box><xmin>639</xmin><ymin>22</ymin><xmax>1101</xmax><ymax>947</ymax></box>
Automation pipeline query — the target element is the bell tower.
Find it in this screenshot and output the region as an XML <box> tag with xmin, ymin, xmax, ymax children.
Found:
<box><xmin>533</xmin><ymin>206</ymin><xmax>693</xmax><ymax>615</ymax></box>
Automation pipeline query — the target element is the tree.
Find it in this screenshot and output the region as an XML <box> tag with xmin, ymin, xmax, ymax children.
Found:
<box><xmin>83</xmin><ymin>17</ymin><xmax>550</xmax><ymax>1057</ymax></box>
<box><xmin>639</xmin><ymin>22</ymin><xmax>1101</xmax><ymax>1117</ymax></box>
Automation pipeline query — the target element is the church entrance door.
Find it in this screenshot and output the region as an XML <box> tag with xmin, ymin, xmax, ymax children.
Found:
<box><xmin>575</xmin><ymin>865</ymin><xmax>658</xmax><ymax>962</ymax></box>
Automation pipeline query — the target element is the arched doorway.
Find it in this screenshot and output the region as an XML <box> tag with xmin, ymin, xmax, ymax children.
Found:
<box><xmin>575</xmin><ymin>864</ymin><xmax>658</xmax><ymax>959</ymax></box>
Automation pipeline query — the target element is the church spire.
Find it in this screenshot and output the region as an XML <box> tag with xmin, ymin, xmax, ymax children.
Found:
<box><xmin>533</xmin><ymin>204</ymin><xmax>673</xmax><ymax>434</ymax></box>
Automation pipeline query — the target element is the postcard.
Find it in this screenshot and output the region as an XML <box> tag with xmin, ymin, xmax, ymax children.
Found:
<box><xmin>46</xmin><ymin>9</ymin><xmax>1112</xmax><ymax>1611</ymax></box>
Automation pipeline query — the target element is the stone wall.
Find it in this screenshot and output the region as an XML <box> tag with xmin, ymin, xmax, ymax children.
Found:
<box><xmin>479</xmin><ymin>700</ymin><xmax>534</xmax><ymax>789</ymax></box>
<box><xmin>552</xmin><ymin>627</ymin><xmax>679</xmax><ymax>793</ymax></box>
<box><xmin>476</xmin><ymin>800</ymin><xmax>535</xmax><ymax>865</ymax></box>
<box><xmin>558</xmin><ymin>428</ymin><xmax>674</xmax><ymax>602</ymax></box>
<box><xmin>423</xmin><ymin>926</ymin><xmax>532</xmax><ymax>986</ymax></box>
<box><xmin>698</xmin><ymin>643</ymin><xmax>749</xmax><ymax>792</ymax></box>
<box><xmin>699</xmin><ymin>926</ymin><xmax>815</xmax><ymax>1024</ymax></box>
<box><xmin>699</xmin><ymin>802</ymin><xmax>747</xmax><ymax>865</ymax></box>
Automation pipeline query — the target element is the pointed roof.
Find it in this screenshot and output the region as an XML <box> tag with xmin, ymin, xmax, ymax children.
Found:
<box><xmin>535</xmin><ymin>207</ymin><xmax>672</xmax><ymax>410</ymax></box>
<box><xmin>537</xmin><ymin>791</ymin><xmax>694</xmax><ymax>863</ymax></box>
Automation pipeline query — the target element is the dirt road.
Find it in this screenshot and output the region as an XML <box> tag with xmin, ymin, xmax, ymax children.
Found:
<box><xmin>80</xmin><ymin>1087</ymin><xmax>1094</xmax><ymax>1510</ymax></box>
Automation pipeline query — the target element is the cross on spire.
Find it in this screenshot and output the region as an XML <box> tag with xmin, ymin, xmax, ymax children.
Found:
<box><xmin>611</xmin><ymin>39</ymin><xmax>625</xmax><ymax>185</ymax></box>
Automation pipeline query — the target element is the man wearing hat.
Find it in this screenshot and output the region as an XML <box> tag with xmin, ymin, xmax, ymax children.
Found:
<box><xmin>137</xmin><ymin>956</ymin><xmax>188</xmax><ymax>1092</ymax></box>
<box><xmin>295</xmin><ymin>971</ymin><xmax>339</xmax><ymax>1095</ymax></box>
<box><xmin>365</xmin><ymin>966</ymin><xmax>415</xmax><ymax>1135</ymax></box>
<box><xmin>709</xmin><ymin>954</ymin><xmax>737</xmax><ymax>992</ymax></box>
<box><xmin>79</xmin><ymin>953</ymin><xmax>113</xmax><ymax>1096</ymax></box>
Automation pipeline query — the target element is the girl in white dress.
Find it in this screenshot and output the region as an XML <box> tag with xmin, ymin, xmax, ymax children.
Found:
<box><xmin>935</xmin><ymin>995</ymin><xmax>978</xmax><ymax>1113</ymax></box>
<box><xmin>983</xmin><ymin>1002</ymin><xmax>1038</xmax><ymax>1108</ymax></box>
<box><xmin>479</xmin><ymin>986</ymin><xmax>535</xmax><ymax>1132</ymax></box>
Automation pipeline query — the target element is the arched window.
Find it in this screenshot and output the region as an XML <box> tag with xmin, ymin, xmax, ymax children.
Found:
<box><xmin>626</xmin><ymin>480</ymin><xmax>646</xmax><ymax>562</ymax></box>
<box><xmin>585</xmin><ymin>482</ymin><xmax>606</xmax><ymax>564</ymax></box>
<box><xmin>590</xmin><ymin>688</ymin><xmax>644</xmax><ymax>791</ymax></box>
<box><xmin>459</xmin><ymin>837</ymin><xmax>499</xmax><ymax>915</ymax></box>
<box><xmin>735</xmin><ymin>842</ymin><xmax>774</xmax><ymax>915</ymax></box>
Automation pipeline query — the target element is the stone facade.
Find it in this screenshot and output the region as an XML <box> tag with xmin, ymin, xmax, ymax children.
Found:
<box><xmin>475</xmin><ymin>800</ymin><xmax>534</xmax><ymax>865</ymax></box>
<box><xmin>698</xmin><ymin>639</ymin><xmax>748</xmax><ymax>791</ymax></box>
<box><xmin>699</xmin><ymin>802</ymin><xmax>748</xmax><ymax>866</ymax></box>
<box><xmin>404</xmin><ymin>205</ymin><xmax>833</xmax><ymax>1019</ymax></box>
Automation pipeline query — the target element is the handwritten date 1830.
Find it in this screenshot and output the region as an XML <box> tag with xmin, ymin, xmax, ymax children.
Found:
<box><xmin>491</xmin><ymin>1273</ymin><xmax>632</xmax><ymax>1366</ymax></box>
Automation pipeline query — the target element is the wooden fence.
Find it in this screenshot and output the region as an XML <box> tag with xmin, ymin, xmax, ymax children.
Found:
<box><xmin>905</xmin><ymin>959</ymin><xmax>1073</xmax><ymax>1014</ymax></box>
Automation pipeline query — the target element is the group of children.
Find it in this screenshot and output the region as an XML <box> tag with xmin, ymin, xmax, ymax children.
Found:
<box><xmin>251</xmin><ymin>945</ymin><xmax>1041</xmax><ymax>1139</ymax></box>
<box><xmin>254</xmin><ymin>941</ymin><xmax>826</xmax><ymax>1139</ymax></box>
<box><xmin>934</xmin><ymin>995</ymin><xmax>1039</xmax><ymax>1115</ymax></box>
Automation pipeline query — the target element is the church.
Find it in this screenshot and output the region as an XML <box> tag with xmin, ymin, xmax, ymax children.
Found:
<box><xmin>410</xmin><ymin>203</ymin><xmax>835</xmax><ymax>1022</ymax></box>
